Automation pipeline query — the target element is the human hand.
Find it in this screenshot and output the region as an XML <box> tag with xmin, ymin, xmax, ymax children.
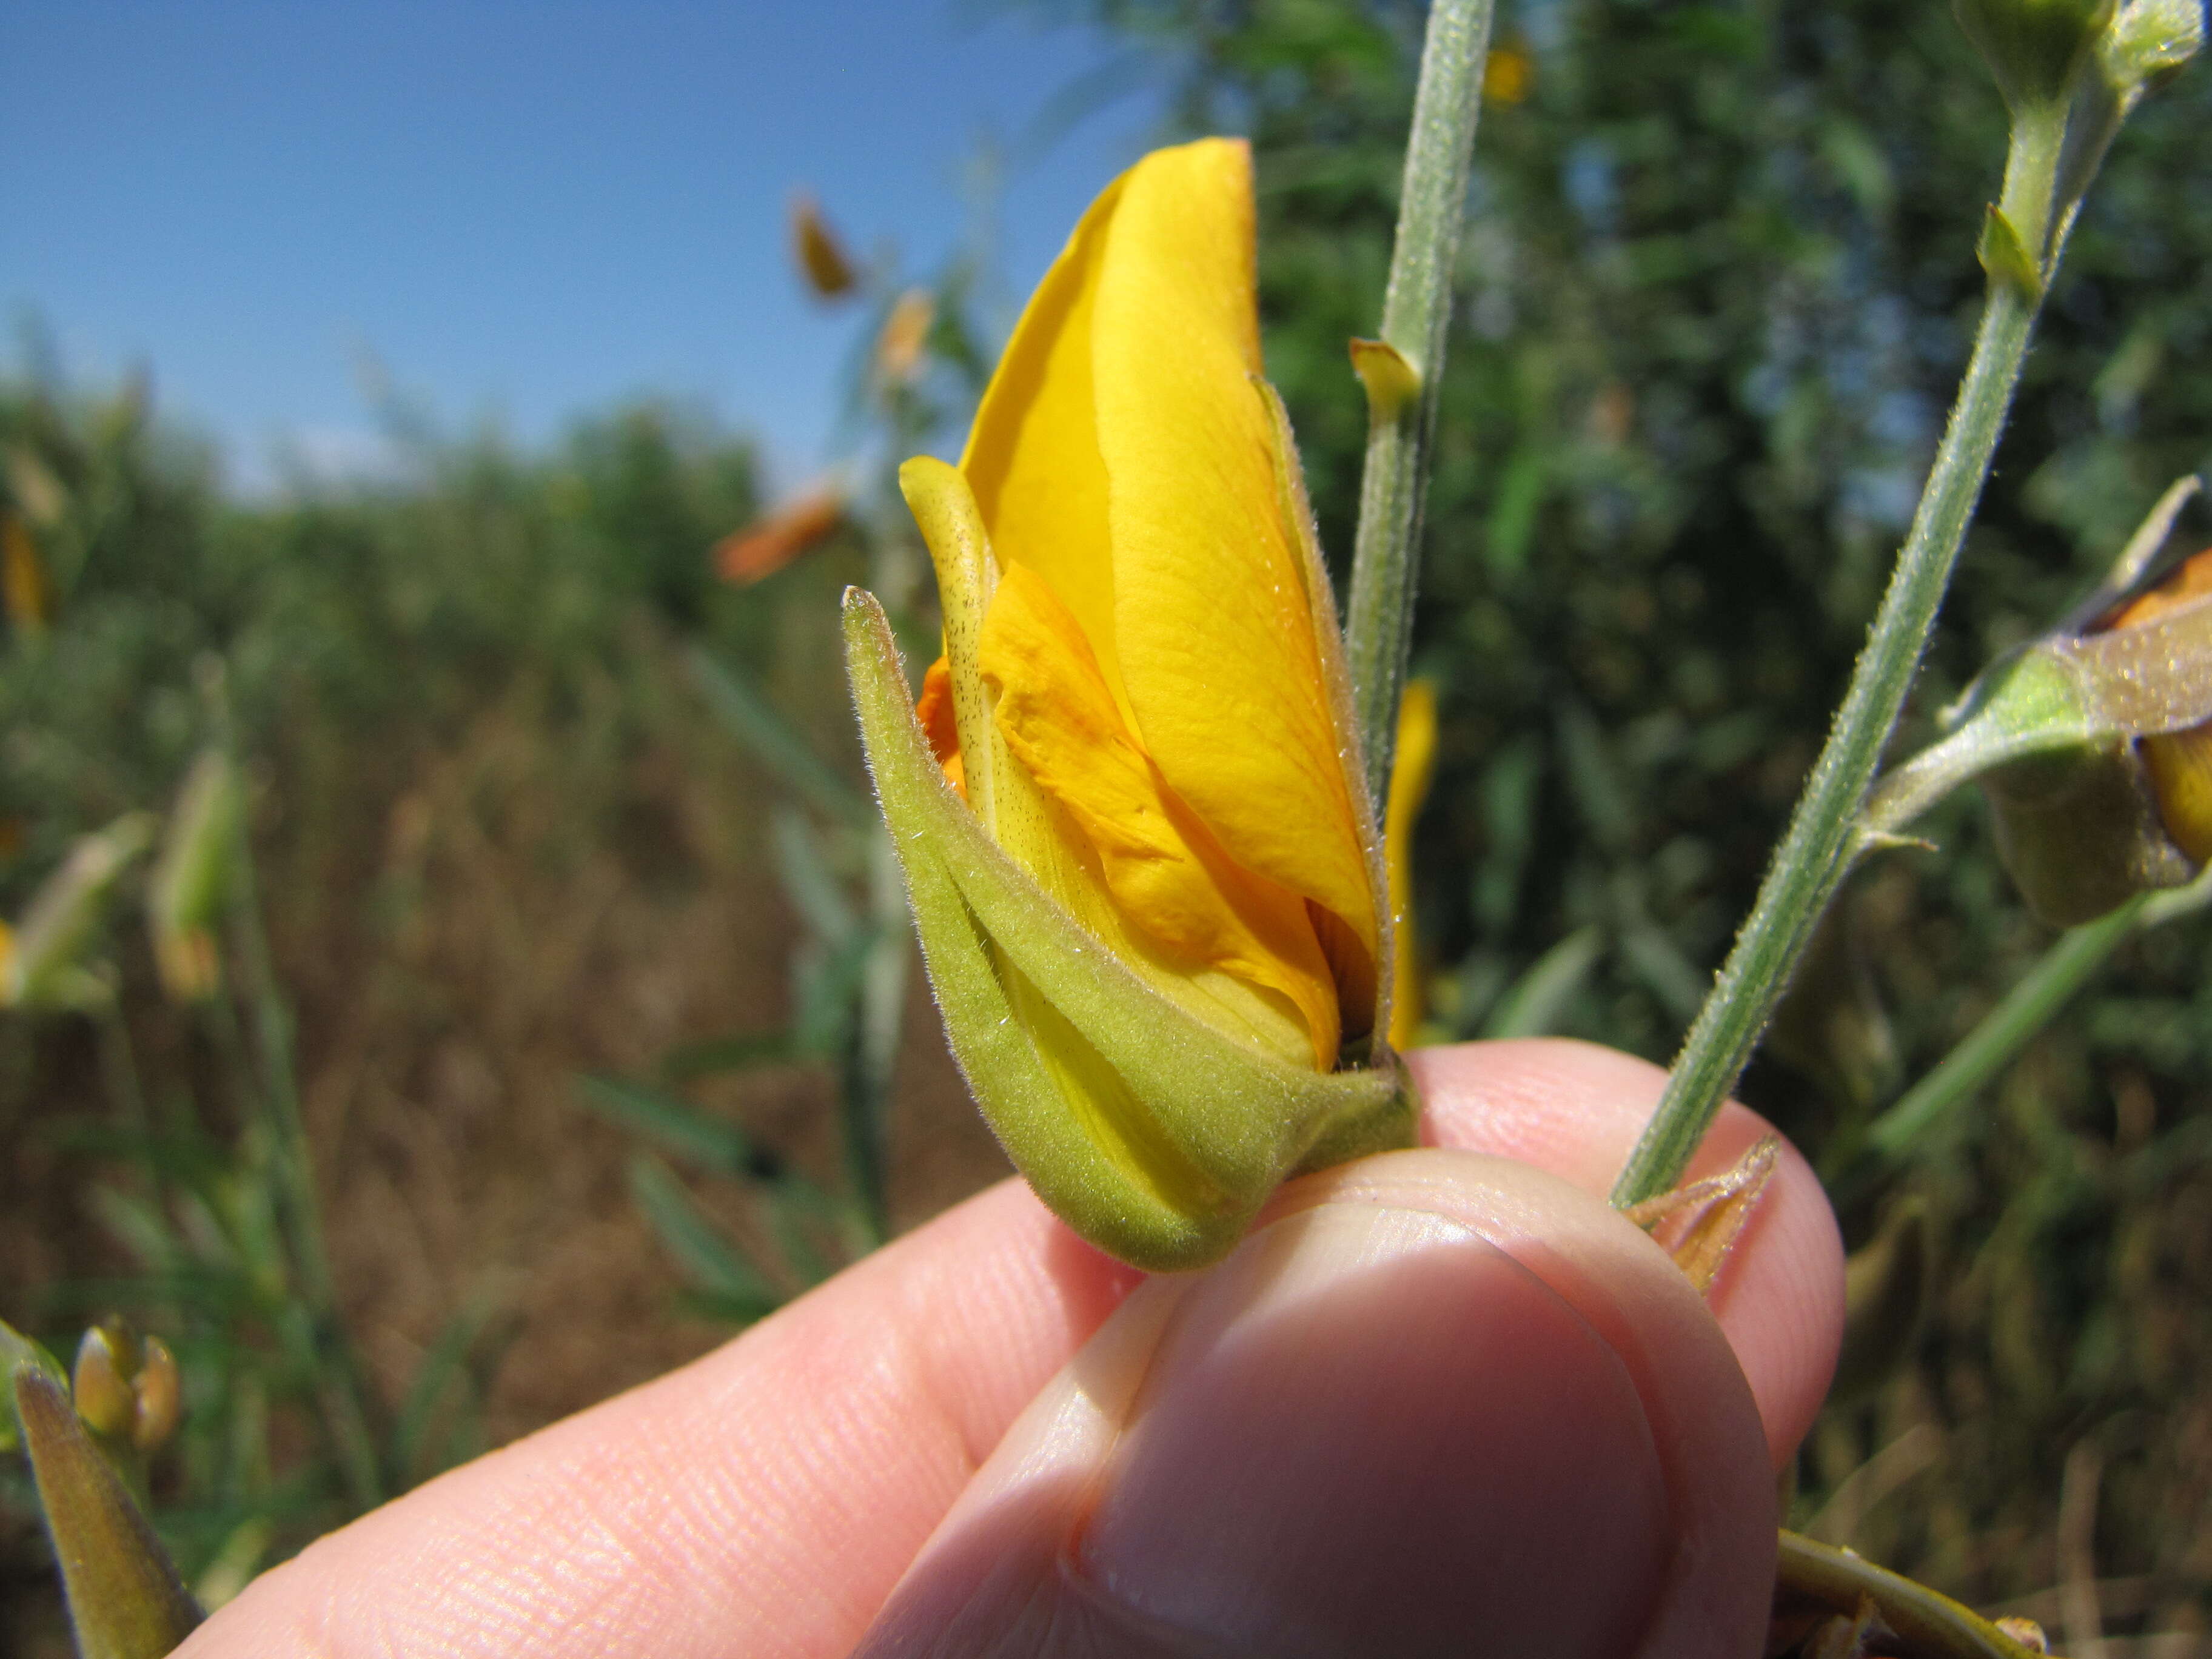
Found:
<box><xmin>177</xmin><ymin>1039</ymin><xmax>1843</xmax><ymax>1658</ymax></box>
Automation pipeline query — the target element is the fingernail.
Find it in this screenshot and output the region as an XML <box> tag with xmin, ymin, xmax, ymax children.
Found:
<box><xmin>1075</xmin><ymin>1202</ymin><xmax>1671</xmax><ymax>1659</ymax></box>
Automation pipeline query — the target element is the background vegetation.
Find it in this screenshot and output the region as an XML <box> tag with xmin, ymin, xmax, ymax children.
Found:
<box><xmin>7</xmin><ymin>0</ymin><xmax>2212</xmax><ymax>1649</ymax></box>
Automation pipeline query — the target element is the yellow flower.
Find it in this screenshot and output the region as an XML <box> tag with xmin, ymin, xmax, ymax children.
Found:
<box><xmin>846</xmin><ymin>139</ymin><xmax>1410</xmax><ymax>1270</ymax></box>
<box><xmin>1384</xmin><ymin>679</ymin><xmax>1438</xmax><ymax>1051</ymax></box>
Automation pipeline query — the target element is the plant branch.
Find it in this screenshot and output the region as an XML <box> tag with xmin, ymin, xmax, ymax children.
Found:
<box><xmin>1344</xmin><ymin>0</ymin><xmax>1495</xmax><ymax>808</ymax></box>
<box><xmin>1611</xmin><ymin>142</ymin><xmax>2062</xmax><ymax>1207</ymax></box>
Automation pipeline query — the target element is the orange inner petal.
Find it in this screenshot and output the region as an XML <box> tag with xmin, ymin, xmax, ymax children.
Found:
<box><xmin>980</xmin><ymin>564</ymin><xmax>1341</xmax><ymax>1067</ymax></box>
<box><xmin>916</xmin><ymin>655</ymin><xmax>967</xmax><ymax>798</ymax></box>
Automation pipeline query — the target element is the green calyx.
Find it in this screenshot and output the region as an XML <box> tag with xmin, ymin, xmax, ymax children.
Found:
<box><xmin>7</xmin><ymin>1327</ymin><xmax>201</xmax><ymax>1659</ymax></box>
<box><xmin>1860</xmin><ymin>481</ymin><xmax>2212</xmax><ymax>925</ymax></box>
<box><xmin>843</xmin><ymin>587</ymin><xmax>1414</xmax><ymax>1273</ymax></box>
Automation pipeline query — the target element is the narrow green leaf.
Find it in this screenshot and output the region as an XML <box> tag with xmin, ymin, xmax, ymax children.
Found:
<box><xmin>1482</xmin><ymin>927</ymin><xmax>1606</xmax><ymax>1040</ymax></box>
<box><xmin>771</xmin><ymin>806</ymin><xmax>862</xmax><ymax>948</ymax></box>
<box><xmin>793</xmin><ymin>926</ymin><xmax>877</xmax><ymax>1057</ymax></box>
<box><xmin>573</xmin><ymin>1074</ymin><xmax>754</xmax><ymax>1176</ymax></box>
<box><xmin>684</xmin><ymin>644</ymin><xmax>870</xmax><ymax>828</ymax></box>
<box><xmin>626</xmin><ymin>1155</ymin><xmax>782</xmax><ymax>1318</ymax></box>
<box><xmin>390</xmin><ymin>1301</ymin><xmax>504</xmax><ymax>1486</ymax></box>
<box><xmin>657</xmin><ymin>1030</ymin><xmax>796</xmax><ymax>1082</ymax></box>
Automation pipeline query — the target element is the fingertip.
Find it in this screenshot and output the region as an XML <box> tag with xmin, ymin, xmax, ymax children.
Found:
<box><xmin>864</xmin><ymin>1150</ymin><xmax>1781</xmax><ymax>1658</ymax></box>
<box><xmin>1409</xmin><ymin>1038</ymin><xmax>1845</xmax><ymax>1468</ymax></box>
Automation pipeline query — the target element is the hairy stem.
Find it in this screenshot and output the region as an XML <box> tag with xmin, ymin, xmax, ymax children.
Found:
<box><xmin>1610</xmin><ymin>140</ymin><xmax>2062</xmax><ymax>1207</ymax></box>
<box><xmin>1344</xmin><ymin>0</ymin><xmax>1495</xmax><ymax>806</ymax></box>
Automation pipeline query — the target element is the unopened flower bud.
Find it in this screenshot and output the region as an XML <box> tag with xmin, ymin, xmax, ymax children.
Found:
<box><xmin>71</xmin><ymin>1324</ymin><xmax>138</xmax><ymax>1441</ymax></box>
<box><xmin>148</xmin><ymin>749</ymin><xmax>241</xmax><ymax>1003</ymax></box>
<box><xmin>132</xmin><ymin>1335</ymin><xmax>181</xmax><ymax>1453</ymax></box>
<box><xmin>4</xmin><ymin>813</ymin><xmax>156</xmax><ymax>1010</ymax></box>
<box><xmin>850</xmin><ymin>142</ymin><xmax>1415</xmax><ymax>1272</ymax></box>
<box><xmin>2105</xmin><ymin>0</ymin><xmax>2206</xmax><ymax>87</ymax></box>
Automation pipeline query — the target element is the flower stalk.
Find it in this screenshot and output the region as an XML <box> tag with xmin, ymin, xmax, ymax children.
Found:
<box><xmin>1344</xmin><ymin>0</ymin><xmax>1496</xmax><ymax>806</ymax></box>
<box><xmin>1612</xmin><ymin>165</ymin><xmax>2049</xmax><ymax>1208</ymax></box>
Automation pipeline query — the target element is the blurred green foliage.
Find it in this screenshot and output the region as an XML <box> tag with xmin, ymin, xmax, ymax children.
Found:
<box><xmin>0</xmin><ymin>367</ymin><xmax>794</xmax><ymax>1635</ymax></box>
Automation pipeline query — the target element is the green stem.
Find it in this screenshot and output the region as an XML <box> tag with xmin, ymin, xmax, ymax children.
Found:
<box><xmin>1865</xmin><ymin>897</ymin><xmax>2142</xmax><ymax>1162</ymax></box>
<box><xmin>1612</xmin><ymin>152</ymin><xmax>2060</xmax><ymax>1208</ymax></box>
<box><xmin>1344</xmin><ymin>0</ymin><xmax>1495</xmax><ymax>806</ymax></box>
<box><xmin>1775</xmin><ymin>1530</ymin><xmax>2045</xmax><ymax>1658</ymax></box>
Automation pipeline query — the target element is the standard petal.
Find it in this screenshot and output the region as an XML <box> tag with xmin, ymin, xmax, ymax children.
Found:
<box><xmin>960</xmin><ymin>163</ymin><xmax>1132</xmax><ymax>722</ymax></box>
<box><xmin>983</xmin><ymin>564</ymin><xmax>1339</xmax><ymax>1067</ymax></box>
<box><xmin>1088</xmin><ymin>139</ymin><xmax>1380</xmax><ymax>1024</ymax></box>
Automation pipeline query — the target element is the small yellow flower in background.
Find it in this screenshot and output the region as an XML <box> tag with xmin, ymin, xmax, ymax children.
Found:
<box><xmin>2</xmin><ymin>511</ymin><xmax>52</xmax><ymax>637</ymax></box>
<box><xmin>874</xmin><ymin>287</ymin><xmax>935</xmax><ymax>388</ymax></box>
<box><xmin>1483</xmin><ymin>44</ymin><xmax>1533</xmax><ymax>105</ymax></box>
<box><xmin>789</xmin><ymin>192</ymin><xmax>858</xmax><ymax>300</ymax></box>
<box><xmin>846</xmin><ymin>138</ymin><xmax>1412</xmax><ymax>1271</ymax></box>
<box><xmin>1385</xmin><ymin>679</ymin><xmax>1438</xmax><ymax>1052</ymax></box>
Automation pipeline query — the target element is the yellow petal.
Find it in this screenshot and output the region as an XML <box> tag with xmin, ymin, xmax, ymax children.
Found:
<box><xmin>1385</xmin><ymin>680</ymin><xmax>1439</xmax><ymax>1050</ymax></box>
<box><xmin>984</xmin><ymin>562</ymin><xmax>1340</xmax><ymax>1067</ymax></box>
<box><xmin>960</xmin><ymin>166</ymin><xmax>1131</xmax><ymax>722</ymax></box>
<box><xmin>1087</xmin><ymin>140</ymin><xmax>1380</xmax><ymax>1021</ymax></box>
<box><xmin>2143</xmin><ymin>724</ymin><xmax>2212</xmax><ymax>862</ymax></box>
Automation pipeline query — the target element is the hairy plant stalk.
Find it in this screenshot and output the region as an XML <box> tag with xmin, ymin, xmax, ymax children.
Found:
<box><xmin>1612</xmin><ymin>154</ymin><xmax>2062</xmax><ymax>1208</ymax></box>
<box><xmin>1344</xmin><ymin>0</ymin><xmax>1495</xmax><ymax>806</ymax></box>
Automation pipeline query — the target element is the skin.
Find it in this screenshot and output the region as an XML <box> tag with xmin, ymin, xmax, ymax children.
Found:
<box><xmin>179</xmin><ymin>1039</ymin><xmax>1845</xmax><ymax>1658</ymax></box>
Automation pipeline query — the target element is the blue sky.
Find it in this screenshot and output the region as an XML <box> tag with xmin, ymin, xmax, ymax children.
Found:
<box><xmin>0</xmin><ymin>1</ymin><xmax>1170</xmax><ymax>492</ymax></box>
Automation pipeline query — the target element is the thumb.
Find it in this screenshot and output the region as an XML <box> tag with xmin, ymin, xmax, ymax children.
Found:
<box><xmin>857</xmin><ymin>1148</ymin><xmax>1782</xmax><ymax>1658</ymax></box>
